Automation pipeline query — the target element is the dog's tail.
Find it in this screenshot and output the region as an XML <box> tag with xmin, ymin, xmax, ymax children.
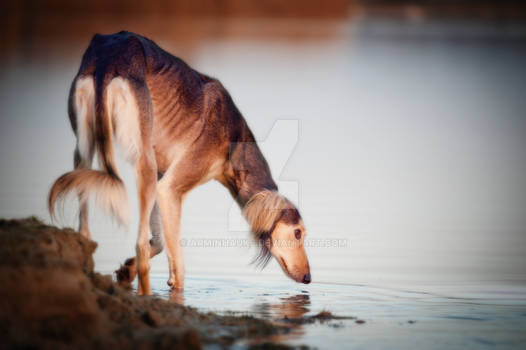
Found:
<box><xmin>48</xmin><ymin>74</ymin><xmax>129</xmax><ymax>226</ymax></box>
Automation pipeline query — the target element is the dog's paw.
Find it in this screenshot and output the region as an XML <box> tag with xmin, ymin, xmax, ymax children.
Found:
<box><xmin>115</xmin><ymin>257</ymin><xmax>137</xmax><ymax>284</ymax></box>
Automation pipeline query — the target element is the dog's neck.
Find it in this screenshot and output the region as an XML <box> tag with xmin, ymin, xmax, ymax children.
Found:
<box><xmin>222</xmin><ymin>139</ymin><xmax>278</xmax><ymax>208</ymax></box>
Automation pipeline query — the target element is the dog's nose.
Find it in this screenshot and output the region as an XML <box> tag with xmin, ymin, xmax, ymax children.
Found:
<box><xmin>302</xmin><ymin>273</ymin><xmax>311</xmax><ymax>284</ymax></box>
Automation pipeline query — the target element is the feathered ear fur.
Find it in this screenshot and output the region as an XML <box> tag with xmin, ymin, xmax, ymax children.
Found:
<box><xmin>243</xmin><ymin>190</ymin><xmax>293</xmax><ymax>238</ymax></box>
<box><xmin>251</xmin><ymin>232</ymin><xmax>273</xmax><ymax>269</ymax></box>
<box><xmin>243</xmin><ymin>190</ymin><xmax>295</xmax><ymax>268</ymax></box>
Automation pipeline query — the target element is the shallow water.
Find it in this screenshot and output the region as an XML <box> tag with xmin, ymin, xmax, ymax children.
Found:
<box><xmin>148</xmin><ymin>275</ymin><xmax>526</xmax><ymax>349</ymax></box>
<box><xmin>1</xmin><ymin>14</ymin><xmax>526</xmax><ymax>348</ymax></box>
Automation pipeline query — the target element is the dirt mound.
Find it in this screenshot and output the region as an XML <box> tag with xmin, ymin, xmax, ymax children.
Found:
<box><xmin>0</xmin><ymin>217</ymin><xmax>294</xmax><ymax>349</ymax></box>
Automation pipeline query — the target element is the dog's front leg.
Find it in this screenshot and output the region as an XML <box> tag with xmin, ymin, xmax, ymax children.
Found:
<box><xmin>157</xmin><ymin>177</ymin><xmax>185</xmax><ymax>289</ymax></box>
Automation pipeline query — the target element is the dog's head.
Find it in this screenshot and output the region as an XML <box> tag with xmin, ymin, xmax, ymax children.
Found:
<box><xmin>244</xmin><ymin>191</ymin><xmax>311</xmax><ymax>284</ymax></box>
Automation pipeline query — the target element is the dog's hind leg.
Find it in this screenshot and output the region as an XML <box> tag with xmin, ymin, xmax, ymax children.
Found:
<box><xmin>73</xmin><ymin>148</ymin><xmax>93</xmax><ymax>239</ymax></box>
<box><xmin>107</xmin><ymin>77</ymin><xmax>157</xmax><ymax>295</ymax></box>
<box><xmin>135</xmin><ymin>150</ymin><xmax>157</xmax><ymax>295</ymax></box>
<box><xmin>71</xmin><ymin>76</ymin><xmax>95</xmax><ymax>239</ymax></box>
<box><xmin>115</xmin><ymin>200</ymin><xmax>164</xmax><ymax>285</ymax></box>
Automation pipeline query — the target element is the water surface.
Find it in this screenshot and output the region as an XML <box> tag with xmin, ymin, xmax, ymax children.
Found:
<box><xmin>1</xmin><ymin>15</ymin><xmax>526</xmax><ymax>348</ymax></box>
<box><xmin>149</xmin><ymin>275</ymin><xmax>526</xmax><ymax>349</ymax></box>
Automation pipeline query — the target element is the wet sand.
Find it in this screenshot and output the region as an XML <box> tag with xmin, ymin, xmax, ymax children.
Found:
<box><xmin>0</xmin><ymin>217</ymin><xmax>344</xmax><ymax>349</ymax></box>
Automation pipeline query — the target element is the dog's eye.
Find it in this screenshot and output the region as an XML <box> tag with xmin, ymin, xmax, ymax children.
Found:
<box><xmin>294</xmin><ymin>229</ymin><xmax>301</xmax><ymax>240</ymax></box>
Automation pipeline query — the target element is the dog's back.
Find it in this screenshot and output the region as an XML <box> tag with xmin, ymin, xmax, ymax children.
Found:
<box><xmin>49</xmin><ymin>31</ymin><xmax>282</xmax><ymax>294</ymax></box>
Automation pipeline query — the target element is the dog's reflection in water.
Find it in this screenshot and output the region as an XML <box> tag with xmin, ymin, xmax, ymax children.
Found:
<box><xmin>252</xmin><ymin>294</ymin><xmax>311</xmax><ymax>343</ymax></box>
<box><xmin>253</xmin><ymin>294</ymin><xmax>311</xmax><ymax>320</ymax></box>
<box><xmin>168</xmin><ymin>291</ymin><xmax>310</xmax><ymax>343</ymax></box>
<box><xmin>168</xmin><ymin>290</ymin><xmax>310</xmax><ymax>320</ymax></box>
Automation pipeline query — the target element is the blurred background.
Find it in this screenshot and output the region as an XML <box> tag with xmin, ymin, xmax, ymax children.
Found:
<box><xmin>1</xmin><ymin>0</ymin><xmax>526</xmax><ymax>291</ymax></box>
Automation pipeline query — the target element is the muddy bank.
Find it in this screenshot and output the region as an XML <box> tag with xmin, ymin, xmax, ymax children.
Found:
<box><xmin>0</xmin><ymin>217</ymin><xmax>301</xmax><ymax>350</ymax></box>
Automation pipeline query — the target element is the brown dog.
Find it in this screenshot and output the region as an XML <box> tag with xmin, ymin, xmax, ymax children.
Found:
<box><xmin>49</xmin><ymin>31</ymin><xmax>310</xmax><ymax>295</ymax></box>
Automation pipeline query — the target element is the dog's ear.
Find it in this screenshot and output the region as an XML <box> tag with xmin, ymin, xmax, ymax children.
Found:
<box><xmin>251</xmin><ymin>231</ymin><xmax>273</xmax><ymax>269</ymax></box>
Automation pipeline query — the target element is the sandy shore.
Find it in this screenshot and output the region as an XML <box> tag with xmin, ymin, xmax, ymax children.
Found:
<box><xmin>0</xmin><ymin>217</ymin><xmax>309</xmax><ymax>349</ymax></box>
